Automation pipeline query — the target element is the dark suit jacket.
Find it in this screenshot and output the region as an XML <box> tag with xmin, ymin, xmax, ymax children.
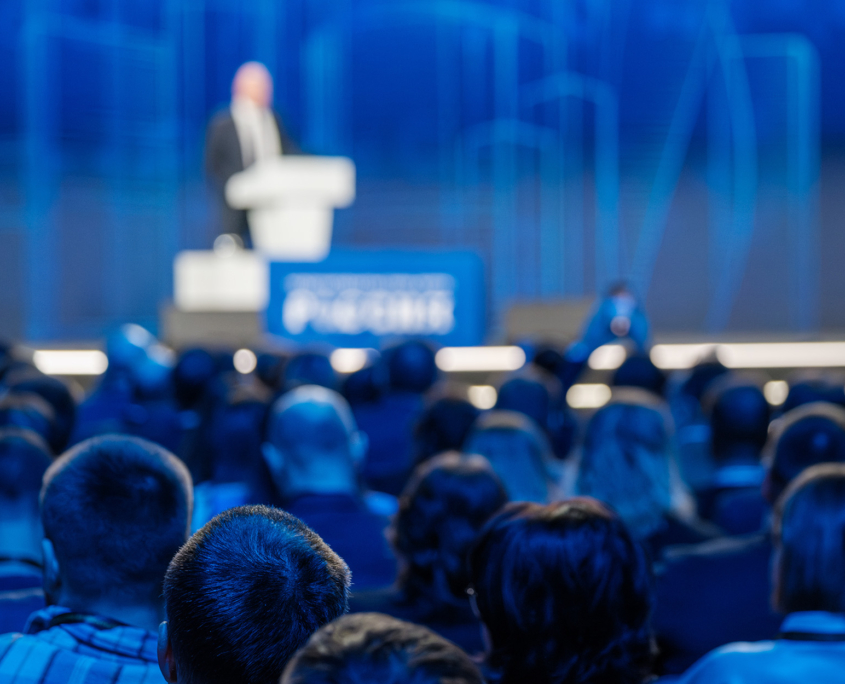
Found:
<box><xmin>205</xmin><ymin>108</ymin><xmax>299</xmax><ymax>241</ymax></box>
<box><xmin>652</xmin><ymin>532</ymin><xmax>782</xmax><ymax>674</ymax></box>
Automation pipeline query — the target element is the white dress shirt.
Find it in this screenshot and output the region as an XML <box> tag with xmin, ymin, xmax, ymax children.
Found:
<box><xmin>230</xmin><ymin>97</ymin><xmax>282</xmax><ymax>168</ymax></box>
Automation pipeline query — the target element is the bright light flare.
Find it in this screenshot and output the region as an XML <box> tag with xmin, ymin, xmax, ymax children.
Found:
<box><xmin>566</xmin><ymin>383</ymin><xmax>612</xmax><ymax>410</ymax></box>
<box><xmin>330</xmin><ymin>348</ymin><xmax>377</xmax><ymax>374</ymax></box>
<box><xmin>764</xmin><ymin>380</ymin><xmax>789</xmax><ymax>406</ymax></box>
<box><xmin>233</xmin><ymin>349</ymin><xmax>257</xmax><ymax>374</ymax></box>
<box><xmin>33</xmin><ymin>350</ymin><xmax>108</xmax><ymax>376</ymax></box>
<box><xmin>588</xmin><ymin>344</ymin><xmax>627</xmax><ymax>370</ymax></box>
<box><xmin>468</xmin><ymin>385</ymin><xmax>498</xmax><ymax>410</ymax></box>
<box><xmin>435</xmin><ymin>346</ymin><xmax>526</xmax><ymax>373</ymax></box>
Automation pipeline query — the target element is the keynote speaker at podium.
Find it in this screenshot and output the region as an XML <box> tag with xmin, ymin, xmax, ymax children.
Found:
<box><xmin>205</xmin><ymin>61</ymin><xmax>299</xmax><ymax>248</ymax></box>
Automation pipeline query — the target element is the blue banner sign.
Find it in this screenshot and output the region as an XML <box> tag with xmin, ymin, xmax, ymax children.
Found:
<box><xmin>266</xmin><ymin>251</ymin><xmax>485</xmax><ymax>347</ymax></box>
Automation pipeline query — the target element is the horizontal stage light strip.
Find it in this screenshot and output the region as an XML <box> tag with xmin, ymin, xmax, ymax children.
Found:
<box><xmin>330</xmin><ymin>348</ymin><xmax>379</xmax><ymax>374</ymax></box>
<box><xmin>33</xmin><ymin>350</ymin><xmax>108</xmax><ymax>376</ymax></box>
<box><xmin>435</xmin><ymin>346</ymin><xmax>526</xmax><ymax>373</ymax></box>
<box><xmin>566</xmin><ymin>383</ymin><xmax>612</xmax><ymax>409</ymax></box>
<box><xmin>651</xmin><ymin>342</ymin><xmax>845</xmax><ymax>370</ymax></box>
<box><xmin>586</xmin><ymin>342</ymin><xmax>845</xmax><ymax>371</ymax></box>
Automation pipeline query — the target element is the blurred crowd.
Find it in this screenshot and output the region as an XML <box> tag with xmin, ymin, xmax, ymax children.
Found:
<box><xmin>1</xmin><ymin>298</ymin><xmax>845</xmax><ymax>683</ymax></box>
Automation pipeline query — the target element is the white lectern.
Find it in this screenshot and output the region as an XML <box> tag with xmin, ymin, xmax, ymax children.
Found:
<box><xmin>226</xmin><ymin>156</ymin><xmax>355</xmax><ymax>261</ymax></box>
<box><xmin>173</xmin><ymin>156</ymin><xmax>355</xmax><ymax>313</ymax></box>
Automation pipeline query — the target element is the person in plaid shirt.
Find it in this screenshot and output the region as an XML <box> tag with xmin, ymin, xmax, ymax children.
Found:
<box><xmin>0</xmin><ymin>435</ymin><xmax>192</xmax><ymax>684</ymax></box>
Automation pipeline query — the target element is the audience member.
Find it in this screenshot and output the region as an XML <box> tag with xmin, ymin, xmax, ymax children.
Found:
<box><xmin>8</xmin><ymin>374</ymin><xmax>77</xmax><ymax>454</ymax></box>
<box><xmin>697</xmin><ymin>381</ymin><xmax>770</xmax><ymax>534</ymax></box>
<box><xmin>469</xmin><ymin>499</ymin><xmax>654</xmax><ymax>684</ymax></box>
<box><xmin>0</xmin><ymin>434</ymin><xmax>192</xmax><ymax>683</ymax></box>
<box><xmin>281</xmin><ymin>613</ymin><xmax>484</xmax><ymax>684</ymax></box>
<box><xmin>576</xmin><ymin>393</ymin><xmax>719</xmax><ymax>560</ymax></box>
<box><xmin>263</xmin><ymin>385</ymin><xmax>396</xmax><ymax>588</ymax></box>
<box><xmin>284</xmin><ymin>351</ymin><xmax>338</xmax><ymax>391</ymax></box>
<box><xmin>464</xmin><ymin>410</ymin><xmax>560</xmax><ymax>503</ymax></box>
<box><xmin>355</xmin><ymin>341</ymin><xmax>438</xmax><ymax>495</ymax></box>
<box><xmin>412</xmin><ymin>397</ymin><xmax>479</xmax><ymax>465</ymax></box>
<box><xmin>350</xmin><ymin>452</ymin><xmax>507</xmax><ymax>653</ymax></box>
<box><xmin>0</xmin><ymin>392</ymin><xmax>55</xmax><ymax>445</ymax></box>
<box><xmin>653</xmin><ymin>401</ymin><xmax>845</xmax><ymax>674</ymax></box>
<box><xmin>158</xmin><ymin>505</ymin><xmax>350</xmax><ymax>684</ymax></box>
<box><xmin>679</xmin><ymin>463</ymin><xmax>845</xmax><ymax>683</ymax></box>
<box><xmin>0</xmin><ymin>428</ymin><xmax>53</xmax><ymax>632</ymax></box>
<box><xmin>613</xmin><ymin>353</ymin><xmax>667</xmax><ymax>397</ymax></box>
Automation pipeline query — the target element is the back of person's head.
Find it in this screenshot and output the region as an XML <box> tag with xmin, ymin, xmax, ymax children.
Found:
<box><xmin>681</xmin><ymin>360</ymin><xmax>729</xmax><ymax>404</ymax></box>
<box><xmin>8</xmin><ymin>375</ymin><xmax>76</xmax><ymax>452</ymax></box>
<box><xmin>464</xmin><ymin>410</ymin><xmax>556</xmax><ymax>503</ymax></box>
<box><xmin>495</xmin><ymin>376</ymin><xmax>551</xmax><ymax>428</ymax></box>
<box><xmin>342</xmin><ymin>365</ymin><xmax>383</xmax><ymax>405</ymax></box>
<box><xmin>0</xmin><ymin>392</ymin><xmax>55</xmax><ymax>445</ymax></box>
<box><xmin>388</xmin><ymin>341</ymin><xmax>437</xmax><ymax>393</ymax></box>
<box><xmin>708</xmin><ymin>382</ymin><xmax>770</xmax><ymax>462</ymax></box>
<box><xmin>281</xmin><ymin>613</ymin><xmax>484</xmax><ymax>684</ymax></box>
<box><xmin>773</xmin><ymin>463</ymin><xmax>845</xmax><ymax>614</ymax></box>
<box><xmin>413</xmin><ymin>398</ymin><xmax>479</xmax><ymax>465</ymax></box>
<box><xmin>532</xmin><ymin>345</ymin><xmax>564</xmax><ymax>376</ymax></box>
<box><xmin>577</xmin><ymin>395</ymin><xmax>672</xmax><ymax>539</ymax></box>
<box><xmin>41</xmin><ymin>435</ymin><xmax>192</xmax><ymax>605</ymax></box>
<box><xmin>173</xmin><ymin>348</ymin><xmax>218</xmax><ymax>409</ymax></box>
<box><xmin>0</xmin><ymin>428</ymin><xmax>52</xmax><ymax>507</ymax></box>
<box><xmin>765</xmin><ymin>402</ymin><xmax>845</xmax><ymax>502</ymax></box>
<box><xmin>394</xmin><ymin>452</ymin><xmax>507</xmax><ymax>608</ymax></box>
<box><xmin>255</xmin><ymin>352</ymin><xmax>287</xmax><ymax>392</ymax></box>
<box><xmin>161</xmin><ymin>505</ymin><xmax>350</xmax><ymax>684</ymax></box>
<box><xmin>469</xmin><ymin>499</ymin><xmax>653</xmax><ymax>684</ymax></box>
<box><xmin>782</xmin><ymin>378</ymin><xmax>845</xmax><ymax>414</ymax></box>
<box><xmin>613</xmin><ymin>354</ymin><xmax>667</xmax><ymax>397</ymax></box>
<box><xmin>210</xmin><ymin>396</ymin><xmax>269</xmax><ymax>488</ymax></box>
<box><xmin>285</xmin><ymin>352</ymin><xmax>338</xmax><ymax>391</ymax></box>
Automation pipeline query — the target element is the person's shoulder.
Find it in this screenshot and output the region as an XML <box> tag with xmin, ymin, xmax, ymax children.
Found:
<box><xmin>662</xmin><ymin>531</ymin><xmax>768</xmax><ymax>567</ymax></box>
<box><xmin>207</xmin><ymin>107</ymin><xmax>234</xmax><ymax>133</ymax></box>
<box><xmin>678</xmin><ymin>640</ymin><xmax>777</xmax><ymax>683</ymax></box>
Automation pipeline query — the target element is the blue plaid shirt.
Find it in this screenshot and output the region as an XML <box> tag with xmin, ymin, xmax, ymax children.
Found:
<box><xmin>0</xmin><ymin>605</ymin><xmax>164</xmax><ymax>683</ymax></box>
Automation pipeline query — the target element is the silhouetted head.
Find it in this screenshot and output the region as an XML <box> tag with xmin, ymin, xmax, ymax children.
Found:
<box><xmin>681</xmin><ymin>361</ymin><xmax>729</xmax><ymax>404</ymax></box>
<box><xmin>387</xmin><ymin>341</ymin><xmax>437</xmax><ymax>393</ymax></box>
<box><xmin>469</xmin><ymin>499</ymin><xmax>654</xmax><ymax>684</ymax></box>
<box><xmin>281</xmin><ymin>613</ymin><xmax>484</xmax><ymax>684</ymax></box>
<box><xmin>232</xmin><ymin>61</ymin><xmax>273</xmax><ymax>108</ymax></box>
<box><xmin>160</xmin><ymin>505</ymin><xmax>350</xmax><ymax>684</ymax></box>
<box><xmin>41</xmin><ymin>435</ymin><xmax>192</xmax><ymax>607</ymax></box>
<box><xmin>254</xmin><ymin>353</ymin><xmax>287</xmax><ymax>392</ymax></box>
<box><xmin>464</xmin><ymin>411</ymin><xmax>557</xmax><ymax>503</ymax></box>
<box><xmin>577</xmin><ymin>395</ymin><xmax>673</xmax><ymax>539</ymax></box>
<box><xmin>782</xmin><ymin>379</ymin><xmax>845</xmax><ymax>413</ymax></box>
<box><xmin>413</xmin><ymin>397</ymin><xmax>479</xmax><ymax>465</ymax></box>
<box><xmin>532</xmin><ymin>345</ymin><xmax>564</xmax><ymax>376</ymax></box>
<box><xmin>708</xmin><ymin>382</ymin><xmax>770</xmax><ymax>462</ymax></box>
<box><xmin>0</xmin><ymin>392</ymin><xmax>55</xmax><ymax>446</ymax></box>
<box><xmin>613</xmin><ymin>354</ymin><xmax>666</xmax><ymax>397</ymax></box>
<box><xmin>342</xmin><ymin>365</ymin><xmax>382</xmax><ymax>405</ymax></box>
<box><xmin>173</xmin><ymin>349</ymin><xmax>218</xmax><ymax>409</ymax></box>
<box><xmin>8</xmin><ymin>375</ymin><xmax>76</xmax><ymax>453</ymax></box>
<box><xmin>764</xmin><ymin>402</ymin><xmax>845</xmax><ymax>504</ymax></box>
<box><xmin>495</xmin><ymin>377</ymin><xmax>550</xmax><ymax>428</ymax></box>
<box><xmin>285</xmin><ymin>352</ymin><xmax>338</xmax><ymax>391</ymax></box>
<box><xmin>0</xmin><ymin>427</ymin><xmax>52</xmax><ymax>513</ymax></box>
<box><xmin>773</xmin><ymin>463</ymin><xmax>845</xmax><ymax>614</ymax></box>
<box><xmin>393</xmin><ymin>452</ymin><xmax>507</xmax><ymax>609</ymax></box>
<box><xmin>264</xmin><ymin>385</ymin><xmax>366</xmax><ymax>499</ymax></box>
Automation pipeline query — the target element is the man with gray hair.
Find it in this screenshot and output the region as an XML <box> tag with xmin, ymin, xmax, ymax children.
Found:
<box><xmin>263</xmin><ymin>385</ymin><xmax>396</xmax><ymax>588</ymax></box>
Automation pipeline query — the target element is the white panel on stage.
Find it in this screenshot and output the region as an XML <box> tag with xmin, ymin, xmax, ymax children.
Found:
<box><xmin>174</xmin><ymin>251</ymin><xmax>268</xmax><ymax>312</ymax></box>
<box><xmin>225</xmin><ymin>156</ymin><xmax>355</xmax><ymax>262</ymax></box>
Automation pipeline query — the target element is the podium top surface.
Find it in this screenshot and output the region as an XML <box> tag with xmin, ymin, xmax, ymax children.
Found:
<box><xmin>226</xmin><ymin>155</ymin><xmax>356</xmax><ymax>209</ymax></box>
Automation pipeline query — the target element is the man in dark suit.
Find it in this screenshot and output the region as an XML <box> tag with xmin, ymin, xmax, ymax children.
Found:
<box><xmin>205</xmin><ymin>61</ymin><xmax>299</xmax><ymax>246</ymax></box>
<box><xmin>653</xmin><ymin>402</ymin><xmax>845</xmax><ymax>674</ymax></box>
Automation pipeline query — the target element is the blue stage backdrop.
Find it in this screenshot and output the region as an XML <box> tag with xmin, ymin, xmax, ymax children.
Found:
<box><xmin>2</xmin><ymin>0</ymin><xmax>845</xmax><ymax>341</ymax></box>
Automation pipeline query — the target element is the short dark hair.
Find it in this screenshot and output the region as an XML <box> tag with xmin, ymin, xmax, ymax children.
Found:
<box><xmin>9</xmin><ymin>374</ymin><xmax>77</xmax><ymax>453</ymax></box>
<box><xmin>774</xmin><ymin>463</ymin><xmax>845</xmax><ymax>614</ymax></box>
<box><xmin>0</xmin><ymin>393</ymin><xmax>55</xmax><ymax>447</ymax></box>
<box><xmin>612</xmin><ymin>354</ymin><xmax>667</xmax><ymax>397</ymax></box>
<box><xmin>387</xmin><ymin>341</ymin><xmax>437</xmax><ymax>393</ymax></box>
<box><xmin>0</xmin><ymin>428</ymin><xmax>52</xmax><ymax>503</ymax></box>
<box><xmin>394</xmin><ymin>453</ymin><xmax>507</xmax><ymax>610</ymax></box>
<box><xmin>164</xmin><ymin>505</ymin><xmax>350</xmax><ymax>684</ymax></box>
<box><xmin>469</xmin><ymin>499</ymin><xmax>654</xmax><ymax>684</ymax></box>
<box><xmin>281</xmin><ymin>613</ymin><xmax>484</xmax><ymax>684</ymax></box>
<box><xmin>767</xmin><ymin>402</ymin><xmax>845</xmax><ymax>500</ymax></box>
<box><xmin>413</xmin><ymin>398</ymin><xmax>479</xmax><ymax>465</ymax></box>
<box><xmin>708</xmin><ymin>383</ymin><xmax>770</xmax><ymax>461</ymax></box>
<box><xmin>41</xmin><ymin>434</ymin><xmax>192</xmax><ymax>602</ymax></box>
